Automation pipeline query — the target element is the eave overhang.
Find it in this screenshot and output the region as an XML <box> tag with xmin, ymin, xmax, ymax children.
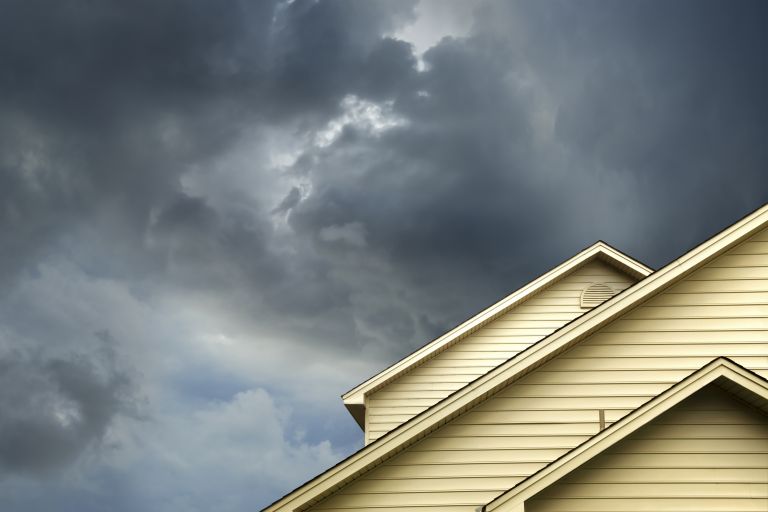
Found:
<box><xmin>342</xmin><ymin>241</ymin><xmax>653</xmax><ymax>426</ymax></box>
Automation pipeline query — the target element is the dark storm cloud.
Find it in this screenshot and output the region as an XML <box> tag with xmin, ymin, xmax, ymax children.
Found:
<box><xmin>269</xmin><ymin>1</ymin><xmax>417</xmax><ymax>115</ymax></box>
<box><xmin>286</xmin><ymin>36</ymin><xmax>556</xmax><ymax>338</ymax></box>
<box><xmin>0</xmin><ymin>0</ymin><xmax>416</xmax><ymax>279</ymax></box>
<box><xmin>289</xmin><ymin>0</ymin><xmax>767</xmax><ymax>333</ymax></box>
<box><xmin>0</xmin><ymin>0</ymin><xmax>417</xmax><ymax>328</ymax></box>
<box><xmin>271</xmin><ymin>187</ymin><xmax>302</xmax><ymax>215</ymax></box>
<box><xmin>0</xmin><ymin>0</ymin><xmax>416</xmax><ymax>485</ymax></box>
<box><xmin>491</xmin><ymin>0</ymin><xmax>768</xmax><ymax>255</ymax></box>
<box><xmin>0</xmin><ymin>334</ymin><xmax>135</xmax><ymax>475</ymax></box>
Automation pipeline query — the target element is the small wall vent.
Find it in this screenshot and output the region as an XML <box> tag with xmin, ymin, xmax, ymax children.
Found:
<box><xmin>580</xmin><ymin>283</ymin><xmax>615</xmax><ymax>308</ymax></box>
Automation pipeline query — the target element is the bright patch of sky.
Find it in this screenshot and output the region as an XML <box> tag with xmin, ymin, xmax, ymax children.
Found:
<box><xmin>393</xmin><ymin>0</ymin><xmax>479</xmax><ymax>68</ymax></box>
<box><xmin>314</xmin><ymin>95</ymin><xmax>408</xmax><ymax>148</ymax></box>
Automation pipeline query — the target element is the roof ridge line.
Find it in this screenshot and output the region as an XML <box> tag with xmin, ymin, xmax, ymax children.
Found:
<box><xmin>342</xmin><ymin>240</ymin><xmax>650</xmax><ymax>407</ymax></box>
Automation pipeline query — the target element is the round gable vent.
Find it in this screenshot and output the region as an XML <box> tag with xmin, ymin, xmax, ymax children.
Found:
<box><xmin>580</xmin><ymin>282</ymin><xmax>615</xmax><ymax>309</ymax></box>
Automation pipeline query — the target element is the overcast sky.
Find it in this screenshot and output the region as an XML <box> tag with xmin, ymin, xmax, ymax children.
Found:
<box><xmin>0</xmin><ymin>1</ymin><xmax>766</xmax><ymax>510</ymax></box>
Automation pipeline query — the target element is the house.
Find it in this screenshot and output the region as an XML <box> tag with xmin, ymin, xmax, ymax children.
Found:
<box><xmin>264</xmin><ymin>205</ymin><xmax>768</xmax><ymax>512</ymax></box>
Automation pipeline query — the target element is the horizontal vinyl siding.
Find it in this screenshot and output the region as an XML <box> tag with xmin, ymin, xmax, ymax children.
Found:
<box><xmin>527</xmin><ymin>386</ymin><xmax>768</xmax><ymax>512</ymax></box>
<box><xmin>365</xmin><ymin>260</ymin><xmax>636</xmax><ymax>443</ymax></box>
<box><xmin>308</xmin><ymin>229</ymin><xmax>768</xmax><ymax>511</ymax></box>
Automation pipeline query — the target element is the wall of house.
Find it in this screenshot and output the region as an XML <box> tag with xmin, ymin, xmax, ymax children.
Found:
<box><xmin>307</xmin><ymin>227</ymin><xmax>768</xmax><ymax>511</ymax></box>
<box><xmin>365</xmin><ymin>259</ymin><xmax>638</xmax><ymax>443</ymax></box>
<box><xmin>526</xmin><ymin>385</ymin><xmax>768</xmax><ymax>512</ymax></box>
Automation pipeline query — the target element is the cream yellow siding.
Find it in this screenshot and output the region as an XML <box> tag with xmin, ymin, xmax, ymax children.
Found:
<box><xmin>526</xmin><ymin>385</ymin><xmax>768</xmax><ymax>512</ymax></box>
<box><xmin>365</xmin><ymin>259</ymin><xmax>637</xmax><ymax>443</ymax></box>
<box><xmin>307</xmin><ymin>228</ymin><xmax>768</xmax><ymax>511</ymax></box>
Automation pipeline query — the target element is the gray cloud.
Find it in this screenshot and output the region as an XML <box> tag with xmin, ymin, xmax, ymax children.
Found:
<box><xmin>271</xmin><ymin>187</ymin><xmax>302</xmax><ymax>215</ymax></box>
<box><xmin>0</xmin><ymin>333</ymin><xmax>136</xmax><ymax>476</ymax></box>
<box><xmin>288</xmin><ymin>0</ymin><xmax>767</xmax><ymax>330</ymax></box>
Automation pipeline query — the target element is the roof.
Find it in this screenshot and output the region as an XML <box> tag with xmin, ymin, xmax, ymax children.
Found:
<box><xmin>263</xmin><ymin>203</ymin><xmax>768</xmax><ymax>512</ymax></box>
<box><xmin>342</xmin><ymin>240</ymin><xmax>653</xmax><ymax>427</ymax></box>
<box><xmin>483</xmin><ymin>357</ymin><xmax>768</xmax><ymax>511</ymax></box>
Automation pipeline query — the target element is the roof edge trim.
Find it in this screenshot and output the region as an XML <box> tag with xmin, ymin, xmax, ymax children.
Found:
<box><xmin>342</xmin><ymin>241</ymin><xmax>651</xmax><ymax>404</ymax></box>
